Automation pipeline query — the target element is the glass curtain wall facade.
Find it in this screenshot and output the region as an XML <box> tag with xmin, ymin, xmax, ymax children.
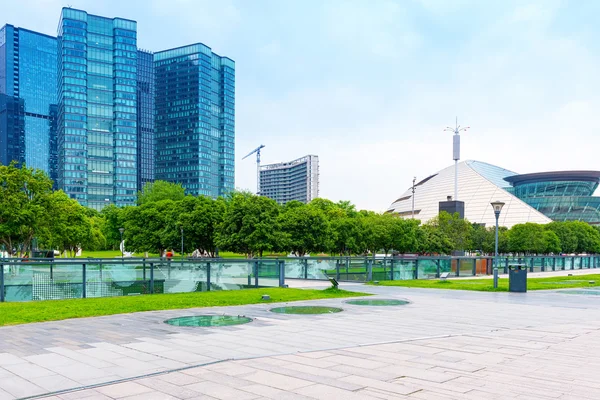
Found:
<box><xmin>136</xmin><ymin>49</ymin><xmax>154</xmax><ymax>192</ymax></box>
<box><xmin>505</xmin><ymin>173</ymin><xmax>600</xmax><ymax>224</ymax></box>
<box><xmin>154</xmin><ymin>44</ymin><xmax>234</xmax><ymax>197</ymax></box>
<box><xmin>0</xmin><ymin>24</ymin><xmax>57</xmax><ymax>178</ymax></box>
<box><xmin>57</xmin><ymin>8</ymin><xmax>138</xmax><ymax>209</ymax></box>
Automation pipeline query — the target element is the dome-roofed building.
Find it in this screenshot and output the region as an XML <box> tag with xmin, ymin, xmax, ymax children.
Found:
<box><xmin>386</xmin><ymin>160</ymin><xmax>600</xmax><ymax>228</ymax></box>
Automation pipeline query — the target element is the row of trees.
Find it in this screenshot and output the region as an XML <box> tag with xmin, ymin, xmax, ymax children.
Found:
<box><xmin>0</xmin><ymin>163</ymin><xmax>104</xmax><ymax>256</ymax></box>
<box><xmin>107</xmin><ymin>182</ymin><xmax>600</xmax><ymax>257</ymax></box>
<box><xmin>2</xmin><ymin>164</ymin><xmax>600</xmax><ymax>257</ymax></box>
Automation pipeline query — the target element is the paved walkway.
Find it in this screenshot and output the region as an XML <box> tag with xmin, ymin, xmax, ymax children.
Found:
<box><xmin>0</xmin><ymin>284</ymin><xmax>599</xmax><ymax>399</ymax></box>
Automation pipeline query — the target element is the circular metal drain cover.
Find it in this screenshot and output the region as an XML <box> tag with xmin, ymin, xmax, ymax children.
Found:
<box><xmin>270</xmin><ymin>306</ymin><xmax>342</xmax><ymax>314</ymax></box>
<box><xmin>164</xmin><ymin>315</ymin><xmax>252</xmax><ymax>327</ymax></box>
<box><xmin>345</xmin><ymin>299</ymin><xmax>410</xmax><ymax>306</ymax></box>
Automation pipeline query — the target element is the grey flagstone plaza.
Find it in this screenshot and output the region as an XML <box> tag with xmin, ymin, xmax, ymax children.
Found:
<box><xmin>2</xmin><ymin>282</ymin><xmax>600</xmax><ymax>399</ymax></box>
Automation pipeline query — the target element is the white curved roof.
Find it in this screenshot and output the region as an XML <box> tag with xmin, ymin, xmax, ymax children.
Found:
<box><xmin>386</xmin><ymin>160</ymin><xmax>552</xmax><ymax>228</ymax></box>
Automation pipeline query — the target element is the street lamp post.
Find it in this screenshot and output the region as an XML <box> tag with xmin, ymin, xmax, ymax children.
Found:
<box><xmin>490</xmin><ymin>201</ymin><xmax>505</xmax><ymax>289</ymax></box>
<box><xmin>411</xmin><ymin>176</ymin><xmax>416</xmax><ymax>219</ymax></box>
<box><xmin>118</xmin><ymin>228</ymin><xmax>125</xmax><ymax>261</ymax></box>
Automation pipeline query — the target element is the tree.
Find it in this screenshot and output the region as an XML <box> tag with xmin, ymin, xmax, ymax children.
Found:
<box><xmin>39</xmin><ymin>191</ymin><xmax>92</xmax><ymax>257</ymax></box>
<box><xmin>137</xmin><ymin>180</ymin><xmax>185</xmax><ymax>205</ymax></box>
<box><xmin>330</xmin><ymin>215</ymin><xmax>363</xmax><ymax>255</ymax></box>
<box><xmin>426</xmin><ymin>211</ymin><xmax>472</xmax><ymax>252</ymax></box>
<box><xmin>567</xmin><ymin>221</ymin><xmax>600</xmax><ymax>254</ymax></box>
<box><xmin>100</xmin><ymin>204</ymin><xmax>124</xmax><ymax>250</ymax></box>
<box><xmin>481</xmin><ymin>226</ymin><xmax>509</xmax><ymax>254</ymax></box>
<box><xmin>122</xmin><ymin>200</ymin><xmax>177</xmax><ymax>255</ymax></box>
<box><xmin>391</xmin><ymin>218</ymin><xmax>420</xmax><ymax>254</ymax></box>
<box><xmin>177</xmin><ymin>196</ymin><xmax>225</xmax><ymax>257</ymax></box>
<box><xmin>279</xmin><ymin>203</ymin><xmax>332</xmax><ymax>256</ymax></box>
<box><xmin>544</xmin><ymin>230</ymin><xmax>562</xmax><ymax>254</ymax></box>
<box><xmin>0</xmin><ymin>163</ymin><xmax>53</xmax><ymax>256</ymax></box>
<box><xmin>508</xmin><ymin>223</ymin><xmax>548</xmax><ymax>254</ymax></box>
<box><xmin>216</xmin><ymin>192</ymin><xmax>282</xmax><ymax>257</ymax></box>
<box><xmin>545</xmin><ymin>222</ymin><xmax>577</xmax><ymax>254</ymax></box>
<box><xmin>417</xmin><ymin>225</ymin><xmax>454</xmax><ymax>255</ymax></box>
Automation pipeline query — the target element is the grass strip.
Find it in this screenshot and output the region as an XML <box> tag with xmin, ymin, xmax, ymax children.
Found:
<box><xmin>0</xmin><ymin>287</ymin><xmax>368</xmax><ymax>326</ymax></box>
<box><xmin>371</xmin><ymin>274</ymin><xmax>600</xmax><ymax>292</ymax></box>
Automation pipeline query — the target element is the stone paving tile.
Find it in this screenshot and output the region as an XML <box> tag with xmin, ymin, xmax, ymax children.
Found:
<box><xmin>6</xmin><ymin>285</ymin><xmax>600</xmax><ymax>399</ymax></box>
<box><xmin>183</xmin><ymin>380</ymin><xmax>259</xmax><ymax>399</ymax></box>
<box><xmin>96</xmin><ymin>382</ymin><xmax>153</xmax><ymax>398</ymax></box>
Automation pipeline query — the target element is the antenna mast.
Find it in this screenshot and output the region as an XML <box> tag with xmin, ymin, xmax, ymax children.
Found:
<box><xmin>443</xmin><ymin>117</ymin><xmax>469</xmax><ymax>201</ymax></box>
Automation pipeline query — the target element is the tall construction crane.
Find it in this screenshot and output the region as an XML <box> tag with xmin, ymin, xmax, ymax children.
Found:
<box><xmin>242</xmin><ymin>144</ymin><xmax>265</xmax><ymax>195</ymax></box>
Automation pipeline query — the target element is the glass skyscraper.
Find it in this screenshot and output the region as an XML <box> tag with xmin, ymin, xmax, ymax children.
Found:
<box><xmin>136</xmin><ymin>49</ymin><xmax>154</xmax><ymax>192</ymax></box>
<box><xmin>57</xmin><ymin>8</ymin><xmax>138</xmax><ymax>209</ymax></box>
<box><xmin>0</xmin><ymin>24</ymin><xmax>57</xmax><ymax>178</ymax></box>
<box><xmin>154</xmin><ymin>44</ymin><xmax>235</xmax><ymax>197</ymax></box>
<box><xmin>2</xmin><ymin>8</ymin><xmax>235</xmax><ymax>206</ymax></box>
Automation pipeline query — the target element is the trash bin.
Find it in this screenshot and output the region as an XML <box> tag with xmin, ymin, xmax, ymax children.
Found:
<box><xmin>508</xmin><ymin>264</ymin><xmax>527</xmax><ymax>293</ymax></box>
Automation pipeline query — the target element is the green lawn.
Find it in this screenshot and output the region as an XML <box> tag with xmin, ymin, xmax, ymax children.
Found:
<box><xmin>372</xmin><ymin>274</ymin><xmax>600</xmax><ymax>292</ymax></box>
<box><xmin>0</xmin><ymin>287</ymin><xmax>368</xmax><ymax>326</ymax></box>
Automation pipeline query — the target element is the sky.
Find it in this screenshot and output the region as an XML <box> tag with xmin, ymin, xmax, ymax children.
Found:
<box><xmin>3</xmin><ymin>0</ymin><xmax>600</xmax><ymax>211</ymax></box>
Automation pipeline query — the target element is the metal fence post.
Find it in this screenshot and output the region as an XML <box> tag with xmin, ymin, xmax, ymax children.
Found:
<box><xmin>529</xmin><ymin>257</ymin><xmax>534</xmax><ymax>272</ymax></box>
<box><xmin>336</xmin><ymin>260</ymin><xmax>340</xmax><ymax>281</ymax></box>
<box><xmin>254</xmin><ymin>261</ymin><xmax>259</xmax><ymax>288</ymax></box>
<box><xmin>0</xmin><ymin>263</ymin><xmax>4</xmax><ymax>302</ymax></box>
<box><xmin>168</xmin><ymin>258</ymin><xmax>172</xmax><ymax>279</ymax></box>
<box><xmin>367</xmin><ymin>258</ymin><xmax>373</xmax><ymax>281</ymax></box>
<box><xmin>472</xmin><ymin>258</ymin><xmax>476</xmax><ymax>276</ymax></box>
<box><xmin>149</xmin><ymin>262</ymin><xmax>154</xmax><ymax>294</ymax></box>
<box><xmin>436</xmin><ymin>259</ymin><xmax>441</xmax><ymax>278</ymax></box>
<box><xmin>279</xmin><ymin>260</ymin><xmax>285</xmax><ymax>287</ymax></box>
<box><xmin>562</xmin><ymin>257</ymin><xmax>566</xmax><ymax>270</ymax></box>
<box><xmin>456</xmin><ymin>259</ymin><xmax>460</xmax><ymax>277</ymax></box>
<box><xmin>390</xmin><ymin>258</ymin><xmax>395</xmax><ymax>280</ymax></box>
<box><xmin>143</xmin><ymin>259</ymin><xmax>146</xmax><ymax>282</ymax></box>
<box><xmin>504</xmin><ymin>257</ymin><xmax>509</xmax><ymax>274</ymax></box>
<box><xmin>541</xmin><ymin>257</ymin><xmax>545</xmax><ymax>272</ymax></box>
<box><xmin>552</xmin><ymin>257</ymin><xmax>556</xmax><ymax>271</ymax></box>
<box><xmin>345</xmin><ymin>257</ymin><xmax>349</xmax><ymax>280</ymax></box>
<box><xmin>82</xmin><ymin>263</ymin><xmax>86</xmax><ymax>298</ymax></box>
<box><xmin>247</xmin><ymin>261</ymin><xmax>252</xmax><ymax>287</ymax></box>
<box><xmin>303</xmin><ymin>258</ymin><xmax>308</xmax><ymax>279</ymax></box>
<box><xmin>50</xmin><ymin>262</ymin><xmax>54</xmax><ymax>280</ymax></box>
<box><xmin>207</xmin><ymin>262</ymin><xmax>211</xmax><ymax>291</ymax></box>
<box><xmin>571</xmin><ymin>256</ymin><xmax>575</xmax><ymax>270</ymax></box>
<box><xmin>414</xmin><ymin>259</ymin><xmax>419</xmax><ymax>280</ymax></box>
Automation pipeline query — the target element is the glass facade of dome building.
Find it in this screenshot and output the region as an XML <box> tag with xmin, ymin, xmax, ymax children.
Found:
<box><xmin>387</xmin><ymin>160</ymin><xmax>600</xmax><ymax>227</ymax></box>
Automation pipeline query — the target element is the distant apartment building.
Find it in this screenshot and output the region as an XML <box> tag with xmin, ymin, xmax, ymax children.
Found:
<box><xmin>0</xmin><ymin>24</ymin><xmax>57</xmax><ymax>180</ymax></box>
<box><xmin>259</xmin><ymin>155</ymin><xmax>319</xmax><ymax>204</ymax></box>
<box><xmin>154</xmin><ymin>44</ymin><xmax>235</xmax><ymax>197</ymax></box>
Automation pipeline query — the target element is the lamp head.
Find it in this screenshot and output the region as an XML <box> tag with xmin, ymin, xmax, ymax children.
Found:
<box><xmin>118</xmin><ymin>228</ymin><xmax>125</xmax><ymax>234</ymax></box>
<box><xmin>490</xmin><ymin>201</ymin><xmax>505</xmax><ymax>214</ymax></box>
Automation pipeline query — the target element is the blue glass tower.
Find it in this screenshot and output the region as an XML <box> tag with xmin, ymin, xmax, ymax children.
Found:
<box><xmin>57</xmin><ymin>8</ymin><xmax>138</xmax><ymax>210</ymax></box>
<box><xmin>0</xmin><ymin>24</ymin><xmax>57</xmax><ymax>178</ymax></box>
<box><xmin>136</xmin><ymin>49</ymin><xmax>154</xmax><ymax>192</ymax></box>
<box><xmin>154</xmin><ymin>44</ymin><xmax>234</xmax><ymax>197</ymax></box>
